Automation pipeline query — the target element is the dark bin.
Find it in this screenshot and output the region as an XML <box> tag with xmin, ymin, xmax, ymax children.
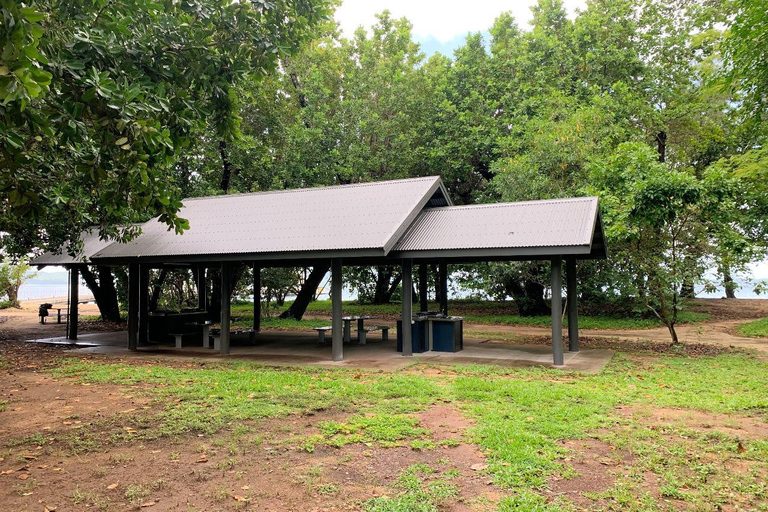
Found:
<box><xmin>396</xmin><ymin>318</ymin><xmax>428</xmax><ymax>353</ymax></box>
<box><xmin>431</xmin><ymin>317</ymin><xmax>464</xmax><ymax>352</ymax></box>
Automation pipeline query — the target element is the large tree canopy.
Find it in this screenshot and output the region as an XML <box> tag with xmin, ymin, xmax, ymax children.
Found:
<box><xmin>0</xmin><ymin>0</ymin><xmax>331</xmax><ymax>256</ymax></box>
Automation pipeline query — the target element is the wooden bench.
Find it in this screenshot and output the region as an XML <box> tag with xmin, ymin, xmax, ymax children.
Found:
<box><xmin>314</xmin><ymin>326</ymin><xmax>332</xmax><ymax>344</ymax></box>
<box><xmin>358</xmin><ymin>325</ymin><xmax>390</xmax><ymax>345</ymax></box>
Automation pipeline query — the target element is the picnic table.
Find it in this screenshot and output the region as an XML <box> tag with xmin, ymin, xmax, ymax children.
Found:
<box><xmin>341</xmin><ymin>315</ymin><xmax>372</xmax><ymax>343</ymax></box>
<box><xmin>188</xmin><ymin>320</ymin><xmax>214</xmax><ymax>348</ymax></box>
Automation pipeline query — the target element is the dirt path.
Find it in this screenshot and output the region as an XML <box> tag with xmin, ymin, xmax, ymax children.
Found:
<box><xmin>465</xmin><ymin>319</ymin><xmax>768</xmax><ymax>354</ymax></box>
<box><xmin>463</xmin><ymin>298</ymin><xmax>768</xmax><ymax>355</ymax></box>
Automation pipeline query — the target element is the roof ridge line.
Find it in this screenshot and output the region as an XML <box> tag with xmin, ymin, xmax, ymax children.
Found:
<box><xmin>181</xmin><ymin>176</ymin><xmax>441</xmax><ymax>202</ymax></box>
<box><xmin>420</xmin><ymin>196</ymin><xmax>597</xmax><ymax>211</ymax></box>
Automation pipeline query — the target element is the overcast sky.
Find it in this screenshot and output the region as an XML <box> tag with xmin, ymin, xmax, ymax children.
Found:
<box><xmin>335</xmin><ymin>0</ymin><xmax>587</xmax><ymax>55</ymax></box>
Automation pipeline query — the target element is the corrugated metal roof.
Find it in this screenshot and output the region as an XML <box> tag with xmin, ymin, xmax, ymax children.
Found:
<box><xmin>32</xmin><ymin>230</ymin><xmax>117</xmax><ymax>266</ymax></box>
<box><xmin>393</xmin><ymin>197</ymin><xmax>599</xmax><ymax>252</ymax></box>
<box><xmin>92</xmin><ymin>176</ymin><xmax>449</xmax><ymax>261</ymax></box>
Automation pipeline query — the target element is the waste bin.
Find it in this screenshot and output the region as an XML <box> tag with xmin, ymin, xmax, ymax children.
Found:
<box><xmin>396</xmin><ymin>318</ymin><xmax>428</xmax><ymax>353</ymax></box>
<box><xmin>430</xmin><ymin>317</ymin><xmax>463</xmax><ymax>352</ymax></box>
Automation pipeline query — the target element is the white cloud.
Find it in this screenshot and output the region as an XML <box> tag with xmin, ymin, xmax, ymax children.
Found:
<box><xmin>335</xmin><ymin>0</ymin><xmax>586</xmax><ymax>43</ymax></box>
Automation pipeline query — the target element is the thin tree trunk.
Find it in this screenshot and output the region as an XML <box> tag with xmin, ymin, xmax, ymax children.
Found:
<box><xmin>656</xmin><ymin>130</ymin><xmax>667</xmax><ymax>163</ymax></box>
<box><xmin>219</xmin><ymin>140</ymin><xmax>234</xmax><ymax>193</ymax></box>
<box><xmin>149</xmin><ymin>269</ymin><xmax>169</xmax><ymax>312</ymax></box>
<box><xmin>722</xmin><ymin>268</ymin><xmax>736</xmax><ymax>299</ymax></box>
<box><xmin>279</xmin><ymin>264</ymin><xmax>331</xmax><ymax>320</ymax></box>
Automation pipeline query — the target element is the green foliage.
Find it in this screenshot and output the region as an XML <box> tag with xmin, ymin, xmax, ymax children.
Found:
<box><xmin>723</xmin><ymin>0</ymin><xmax>768</xmax><ymax>122</ymax></box>
<box><xmin>0</xmin><ymin>0</ymin><xmax>332</xmax><ymax>256</ymax></box>
<box><xmin>587</xmin><ymin>143</ymin><xmax>743</xmax><ymax>342</ymax></box>
<box><xmin>0</xmin><ymin>258</ymin><xmax>34</xmax><ymax>306</ymax></box>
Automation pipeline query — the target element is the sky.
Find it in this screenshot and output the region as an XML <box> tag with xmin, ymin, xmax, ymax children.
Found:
<box><xmin>335</xmin><ymin>0</ymin><xmax>587</xmax><ymax>56</ymax></box>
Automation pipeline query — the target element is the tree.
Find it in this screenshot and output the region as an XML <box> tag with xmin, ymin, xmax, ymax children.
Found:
<box><xmin>0</xmin><ymin>258</ymin><xmax>34</xmax><ymax>307</ymax></box>
<box><xmin>0</xmin><ymin>0</ymin><xmax>332</xmax><ymax>257</ymax></box>
<box><xmin>722</xmin><ymin>0</ymin><xmax>768</xmax><ymax>125</ymax></box>
<box><xmin>589</xmin><ymin>143</ymin><xmax>741</xmax><ymax>343</ymax></box>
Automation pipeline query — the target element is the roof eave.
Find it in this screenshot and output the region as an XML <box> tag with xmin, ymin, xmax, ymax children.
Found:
<box><xmin>390</xmin><ymin>245</ymin><xmax>594</xmax><ymax>260</ymax></box>
<box><xmin>90</xmin><ymin>247</ymin><xmax>388</xmax><ymax>266</ymax></box>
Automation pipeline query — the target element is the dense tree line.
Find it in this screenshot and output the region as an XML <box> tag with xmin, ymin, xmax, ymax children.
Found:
<box><xmin>3</xmin><ymin>0</ymin><xmax>766</xmax><ymax>341</ymax></box>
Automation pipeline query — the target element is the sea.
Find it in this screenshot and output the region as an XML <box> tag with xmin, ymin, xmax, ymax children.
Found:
<box><xmin>18</xmin><ymin>266</ymin><xmax>768</xmax><ymax>302</ymax></box>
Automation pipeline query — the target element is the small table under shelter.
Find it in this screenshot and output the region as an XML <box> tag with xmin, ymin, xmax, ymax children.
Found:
<box><xmin>340</xmin><ymin>315</ymin><xmax>373</xmax><ymax>343</ymax></box>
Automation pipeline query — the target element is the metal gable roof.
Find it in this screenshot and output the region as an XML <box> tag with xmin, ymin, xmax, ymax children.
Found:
<box><xmin>91</xmin><ymin>176</ymin><xmax>450</xmax><ymax>262</ymax></box>
<box><xmin>32</xmin><ymin>229</ymin><xmax>117</xmax><ymax>266</ymax></box>
<box><xmin>392</xmin><ymin>197</ymin><xmax>604</xmax><ymax>258</ymax></box>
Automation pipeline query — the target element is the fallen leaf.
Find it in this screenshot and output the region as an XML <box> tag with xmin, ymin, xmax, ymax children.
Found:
<box><xmin>738</xmin><ymin>442</ymin><xmax>746</xmax><ymax>453</ymax></box>
<box><xmin>107</xmin><ymin>482</ymin><xmax>119</xmax><ymax>490</ymax></box>
<box><xmin>233</xmin><ymin>495</ymin><xmax>248</xmax><ymax>502</ymax></box>
<box><xmin>52</xmin><ymin>468</ymin><xmax>62</xmax><ymax>472</ymax></box>
<box><xmin>140</xmin><ymin>501</ymin><xmax>156</xmax><ymax>508</ymax></box>
<box><xmin>37</xmin><ymin>465</ymin><xmax>48</xmax><ymax>469</ymax></box>
<box><xmin>197</xmin><ymin>456</ymin><xmax>208</xmax><ymax>463</ymax></box>
<box><xmin>44</xmin><ymin>506</ymin><xmax>57</xmax><ymax>512</ymax></box>
<box><xmin>470</xmin><ymin>463</ymin><xmax>488</xmax><ymax>471</ymax></box>
<box><xmin>241</xmin><ymin>485</ymin><xmax>250</xmax><ymax>491</ymax></box>
<box><xmin>1</xmin><ymin>470</ymin><xmax>14</xmax><ymax>475</ymax></box>
<box><xmin>23</xmin><ymin>455</ymin><xmax>37</xmax><ymax>461</ymax></box>
<box><xmin>18</xmin><ymin>473</ymin><xmax>29</xmax><ymax>480</ymax></box>
<box><xmin>150</xmin><ymin>450</ymin><xmax>161</xmax><ymax>454</ymax></box>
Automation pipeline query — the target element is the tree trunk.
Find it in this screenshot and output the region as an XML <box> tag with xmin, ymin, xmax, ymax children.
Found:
<box><xmin>656</xmin><ymin>130</ymin><xmax>667</xmax><ymax>163</ymax></box>
<box><xmin>219</xmin><ymin>140</ymin><xmax>234</xmax><ymax>193</ymax></box>
<box><xmin>508</xmin><ymin>278</ymin><xmax>550</xmax><ymax>316</ymax></box>
<box><xmin>680</xmin><ymin>279</ymin><xmax>695</xmax><ymax>299</ymax></box>
<box><xmin>722</xmin><ymin>268</ymin><xmax>736</xmax><ymax>298</ymax></box>
<box><xmin>81</xmin><ymin>266</ymin><xmax>122</xmax><ymax>322</ymax></box>
<box><xmin>667</xmin><ymin>322</ymin><xmax>680</xmax><ymax>345</ymax></box>
<box><xmin>149</xmin><ymin>268</ymin><xmax>169</xmax><ymax>312</ymax></box>
<box><xmin>371</xmin><ymin>266</ymin><xmax>402</xmax><ymax>304</ymax></box>
<box><xmin>279</xmin><ymin>264</ymin><xmax>330</xmax><ymax>320</ymax></box>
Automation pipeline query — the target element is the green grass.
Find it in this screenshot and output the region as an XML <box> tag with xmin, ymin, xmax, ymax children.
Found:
<box><xmin>737</xmin><ymin>317</ymin><xmax>768</xmax><ymax>338</ymax></box>
<box><xmin>33</xmin><ymin>350</ymin><xmax>768</xmax><ymax>510</ymax></box>
<box><xmin>232</xmin><ymin>299</ymin><xmax>709</xmax><ymax>330</ymax></box>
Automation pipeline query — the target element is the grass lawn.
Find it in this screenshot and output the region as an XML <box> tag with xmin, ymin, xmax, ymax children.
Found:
<box><xmin>737</xmin><ymin>317</ymin><xmax>768</xmax><ymax>338</ymax></box>
<box><xmin>232</xmin><ymin>299</ymin><xmax>709</xmax><ymax>331</ymax></box>
<box><xmin>0</xmin><ymin>348</ymin><xmax>760</xmax><ymax>510</ymax></box>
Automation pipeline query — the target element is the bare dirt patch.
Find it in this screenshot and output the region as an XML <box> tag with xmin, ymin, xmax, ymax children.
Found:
<box><xmin>0</xmin><ymin>342</ymin><xmax>506</xmax><ymax>511</ymax></box>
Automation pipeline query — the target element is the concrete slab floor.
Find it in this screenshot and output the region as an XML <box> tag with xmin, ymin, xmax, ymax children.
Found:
<box><xmin>24</xmin><ymin>330</ymin><xmax>613</xmax><ymax>373</ymax></box>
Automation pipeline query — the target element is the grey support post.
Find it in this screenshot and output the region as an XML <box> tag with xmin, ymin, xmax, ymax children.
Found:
<box><xmin>551</xmin><ymin>258</ymin><xmax>564</xmax><ymax>366</ymax></box>
<box><xmin>566</xmin><ymin>257</ymin><xmax>579</xmax><ymax>352</ymax></box>
<box><xmin>401</xmin><ymin>259</ymin><xmax>413</xmax><ymax>356</ymax></box>
<box><xmin>331</xmin><ymin>259</ymin><xmax>343</xmax><ymax>362</ymax></box>
<box><xmin>438</xmin><ymin>260</ymin><xmax>448</xmax><ymax>316</ymax></box>
<box><xmin>127</xmin><ymin>263</ymin><xmax>139</xmax><ymax>350</ymax></box>
<box><xmin>220</xmin><ymin>262</ymin><xmax>231</xmax><ymax>355</ymax></box>
<box><xmin>197</xmin><ymin>266</ymin><xmax>207</xmax><ymax>311</ymax></box>
<box><xmin>253</xmin><ymin>262</ymin><xmax>261</xmax><ymax>332</ymax></box>
<box><xmin>67</xmin><ymin>266</ymin><xmax>79</xmax><ymax>340</ymax></box>
<box><xmin>138</xmin><ymin>265</ymin><xmax>150</xmax><ymax>345</ymax></box>
<box><xmin>418</xmin><ymin>263</ymin><xmax>428</xmax><ymax>313</ymax></box>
